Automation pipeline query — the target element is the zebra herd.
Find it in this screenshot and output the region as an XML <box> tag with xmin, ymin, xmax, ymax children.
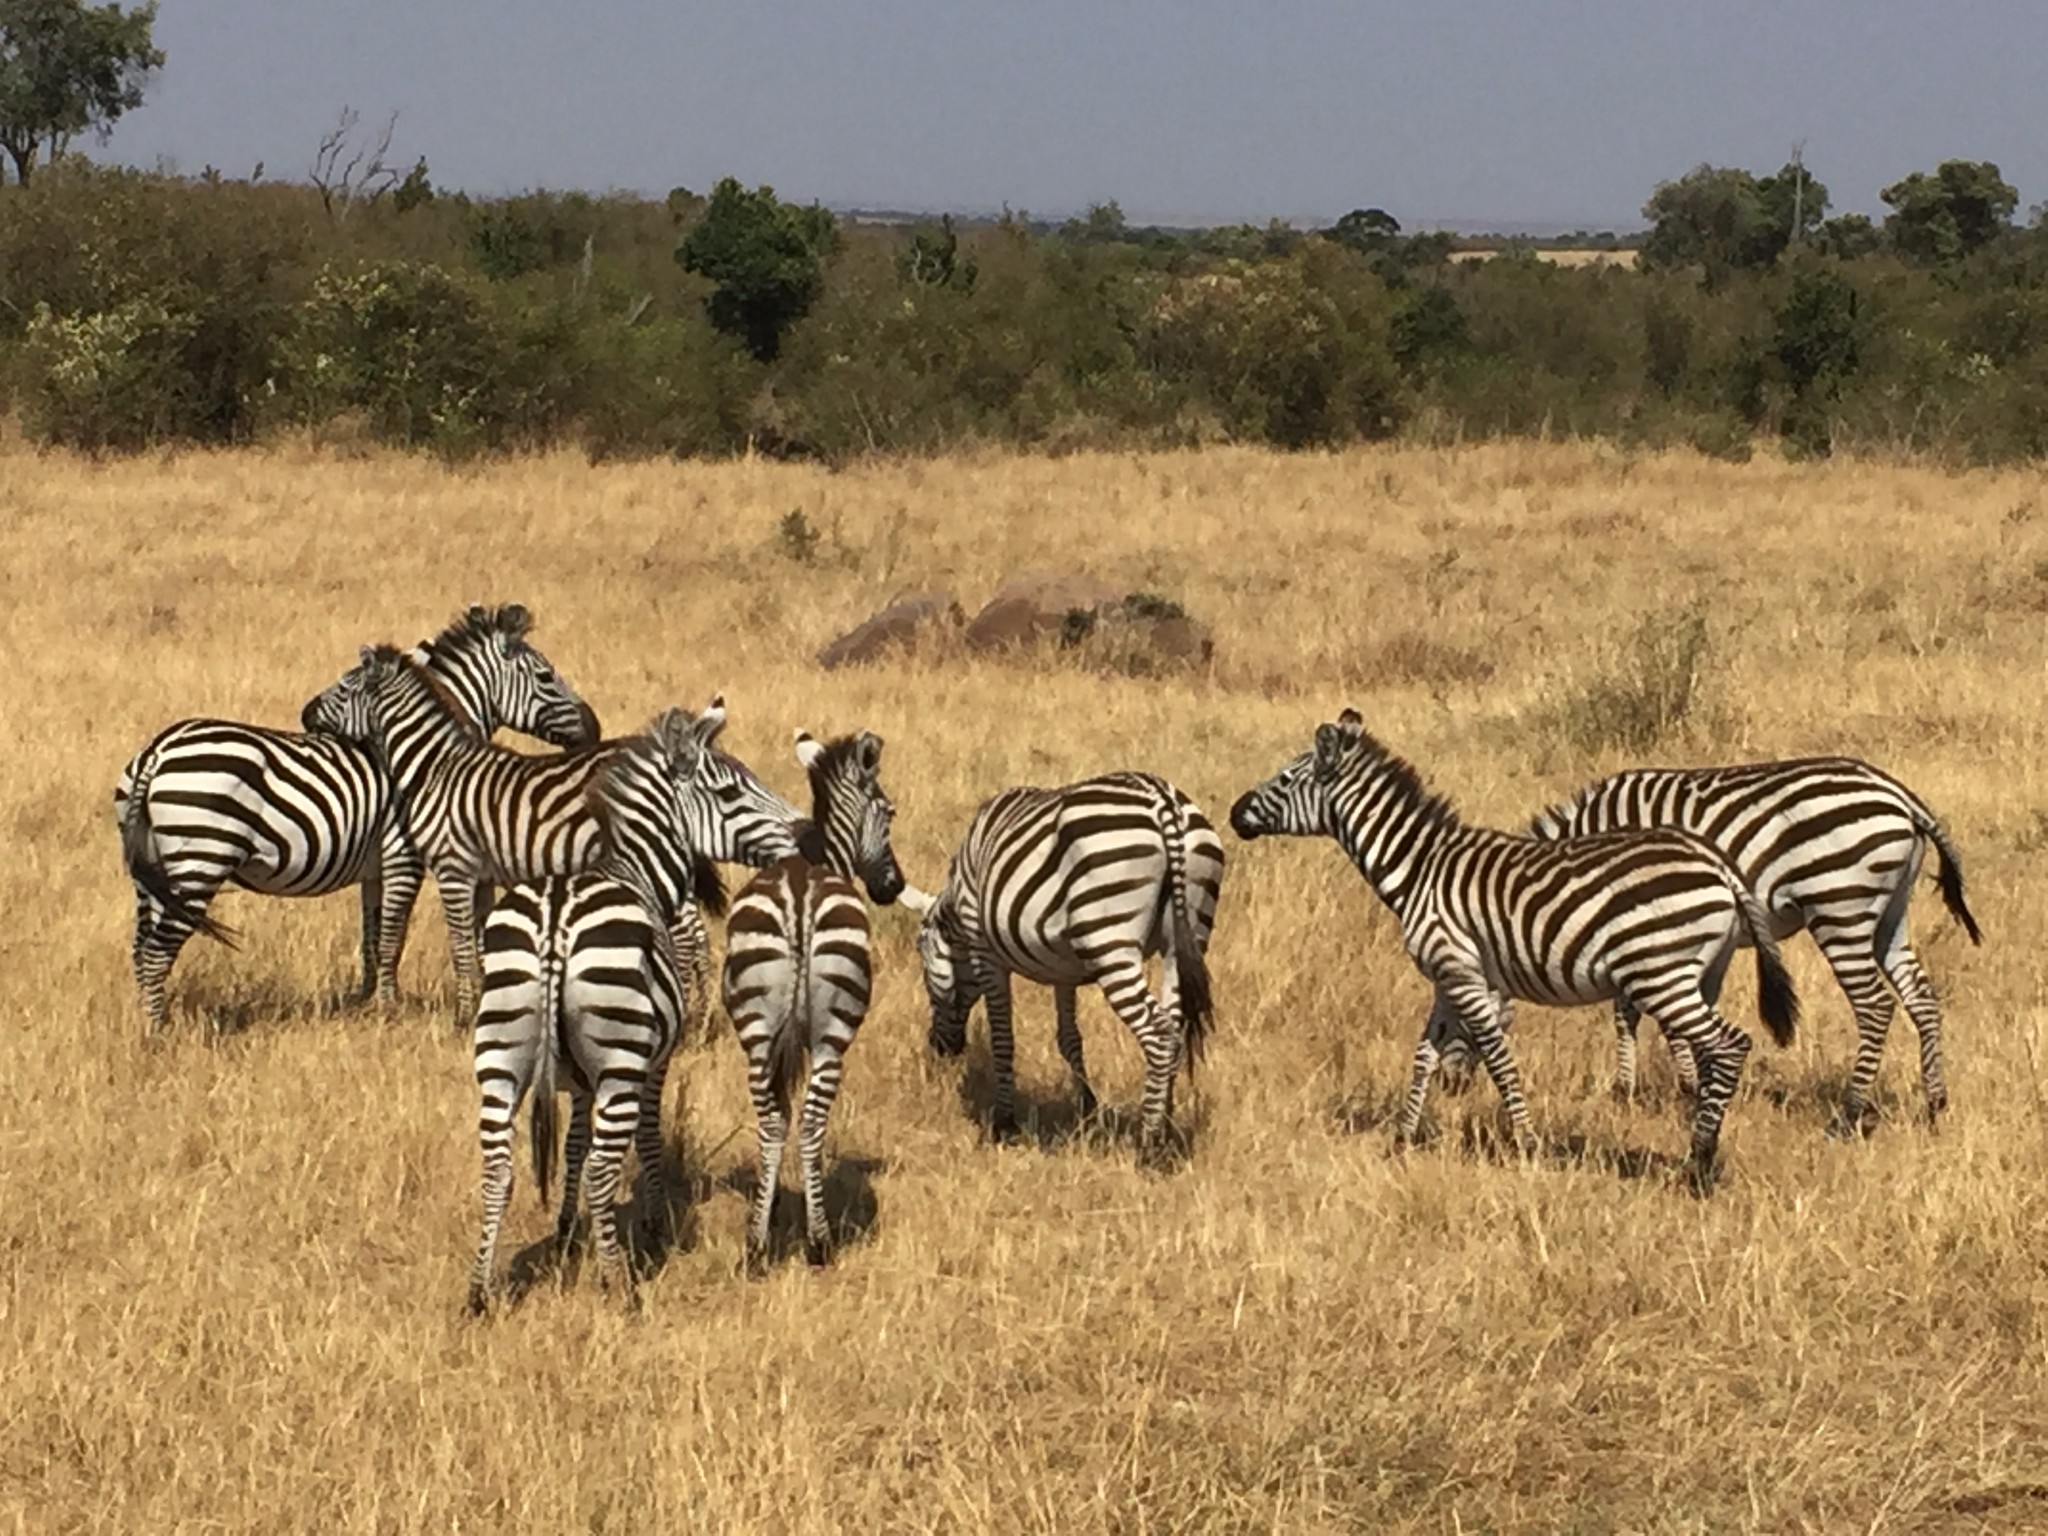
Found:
<box><xmin>116</xmin><ymin>604</ymin><xmax>1983</xmax><ymax>1305</ymax></box>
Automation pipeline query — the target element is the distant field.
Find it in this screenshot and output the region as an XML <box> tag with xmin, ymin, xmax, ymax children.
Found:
<box><xmin>3</xmin><ymin>439</ymin><xmax>2042</xmax><ymax>1531</ymax></box>
<box><xmin>1451</xmin><ymin>246</ymin><xmax>1640</xmax><ymax>269</ymax></box>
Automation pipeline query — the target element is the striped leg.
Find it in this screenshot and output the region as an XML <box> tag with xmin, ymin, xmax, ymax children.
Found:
<box><xmin>745</xmin><ymin>1059</ymin><xmax>789</xmax><ymax>1277</ymax></box>
<box><xmin>1644</xmin><ymin>989</ymin><xmax>1753</xmax><ymax>1186</ymax></box>
<box><xmin>1398</xmin><ymin>990</ymin><xmax>1458</xmax><ymax>1145</ymax></box>
<box><xmin>132</xmin><ymin>879</ymin><xmax>223</xmax><ymax>1034</ymax></box>
<box><xmin>357</xmin><ymin>876</ymin><xmax>383</xmax><ymax>1005</ymax></box>
<box><xmin>434</xmin><ymin>862</ymin><xmax>486</xmax><ymax>1026</ymax></box>
<box><xmin>634</xmin><ymin>1057</ymin><xmax>673</xmax><ymax>1248</ymax></box>
<box><xmin>1612</xmin><ymin>998</ymin><xmax>1641</xmax><ymax>1099</ymax></box>
<box><xmin>1096</xmin><ymin>955</ymin><xmax>1180</xmax><ymax>1157</ymax></box>
<box><xmin>554</xmin><ymin>1093</ymin><xmax>591</xmax><ymax>1250</ymax></box>
<box><xmin>369</xmin><ymin>842</ymin><xmax>424</xmax><ymax>1008</ymax></box>
<box><xmin>581</xmin><ymin>1078</ymin><xmax>642</xmax><ymax>1305</ymax></box>
<box><xmin>1879</xmin><ymin>939</ymin><xmax>1949</xmax><ymax>1124</ymax></box>
<box><xmin>468</xmin><ymin>996</ymin><xmax>540</xmax><ymax>1314</ymax></box>
<box><xmin>1053</xmin><ymin>985</ymin><xmax>1099</xmax><ymax>1119</ymax></box>
<box><xmin>979</xmin><ymin>963</ymin><xmax>1020</xmax><ymax>1142</ymax></box>
<box><xmin>1412</xmin><ymin>983</ymin><xmax>1533</xmax><ymax>1154</ymax></box>
<box><xmin>1811</xmin><ymin>921</ymin><xmax>1897</xmax><ymax>1135</ymax></box>
<box><xmin>798</xmin><ymin>1051</ymin><xmax>844</xmax><ymax>1266</ymax></box>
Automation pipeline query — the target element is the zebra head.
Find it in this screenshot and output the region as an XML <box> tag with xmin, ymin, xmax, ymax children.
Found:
<box><xmin>914</xmin><ymin>893</ymin><xmax>974</xmax><ymax>1057</ymax></box>
<box><xmin>416</xmin><ymin>603</ymin><xmax>601</xmax><ymax>749</ymax></box>
<box><xmin>593</xmin><ymin>698</ymin><xmax>808</xmax><ymax>908</ymax></box>
<box><xmin>300</xmin><ymin>653</ymin><xmax>380</xmax><ymax>742</ymax></box>
<box><xmin>1229</xmin><ymin>708</ymin><xmax>1368</xmax><ymax>840</ymax></box>
<box><xmin>793</xmin><ymin>728</ymin><xmax>906</xmax><ymax>904</ymax></box>
<box><xmin>301</xmin><ymin>646</ymin><xmax>473</xmax><ymax>747</ymax></box>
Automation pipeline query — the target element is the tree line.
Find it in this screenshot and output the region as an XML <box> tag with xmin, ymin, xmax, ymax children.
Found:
<box><xmin>3</xmin><ymin>0</ymin><xmax>2047</xmax><ymax>464</ymax></box>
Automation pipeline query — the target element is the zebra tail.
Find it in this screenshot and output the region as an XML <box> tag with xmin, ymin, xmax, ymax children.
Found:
<box><xmin>530</xmin><ymin>946</ymin><xmax>562</xmax><ymax>1206</ymax></box>
<box><xmin>766</xmin><ymin>999</ymin><xmax>807</xmax><ymax>1120</ymax></box>
<box><xmin>120</xmin><ymin>751</ymin><xmax>239</xmax><ymax>949</ymax></box>
<box><xmin>1915</xmin><ymin>809</ymin><xmax>1983</xmax><ymax>946</ymax></box>
<box><xmin>1155</xmin><ymin>791</ymin><xmax>1214</xmax><ymax>1071</ymax></box>
<box><xmin>1736</xmin><ymin>886</ymin><xmax>1800</xmax><ymax>1048</ymax></box>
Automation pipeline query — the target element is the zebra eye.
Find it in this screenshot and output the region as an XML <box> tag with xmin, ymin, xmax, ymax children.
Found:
<box><xmin>535</xmin><ymin>666</ymin><xmax>556</xmax><ymax>684</ymax></box>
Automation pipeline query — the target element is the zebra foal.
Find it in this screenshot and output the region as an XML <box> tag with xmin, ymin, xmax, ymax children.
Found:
<box><xmin>1527</xmin><ymin>756</ymin><xmax>1982</xmax><ymax>1132</ymax></box>
<box><xmin>466</xmin><ymin>699</ymin><xmax>808</xmax><ymax>1312</ymax></box>
<box><xmin>909</xmin><ymin>772</ymin><xmax>1222</xmax><ymax>1163</ymax></box>
<box><xmin>723</xmin><ymin>729</ymin><xmax>906</xmax><ymax>1273</ymax></box>
<box><xmin>1229</xmin><ymin>711</ymin><xmax>1799</xmax><ymax>1187</ymax></box>
<box><xmin>115</xmin><ymin>604</ymin><xmax>598</xmax><ymax>1032</ymax></box>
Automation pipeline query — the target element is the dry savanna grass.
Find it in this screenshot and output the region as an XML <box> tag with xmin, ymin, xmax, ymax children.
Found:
<box><xmin>3</xmin><ymin>437</ymin><xmax>2046</xmax><ymax>1533</ymax></box>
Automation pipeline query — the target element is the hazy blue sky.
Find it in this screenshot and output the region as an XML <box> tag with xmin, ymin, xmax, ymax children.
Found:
<box><xmin>102</xmin><ymin>0</ymin><xmax>2048</xmax><ymax>232</ymax></box>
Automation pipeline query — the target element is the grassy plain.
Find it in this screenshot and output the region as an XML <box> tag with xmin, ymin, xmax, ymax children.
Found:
<box><xmin>1</xmin><ymin>437</ymin><xmax>2044</xmax><ymax>1533</ymax></box>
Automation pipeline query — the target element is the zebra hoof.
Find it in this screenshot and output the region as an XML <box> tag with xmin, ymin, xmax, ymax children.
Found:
<box><xmin>1684</xmin><ymin>1154</ymin><xmax>1721</xmax><ymax>1198</ymax></box>
<box><xmin>743</xmin><ymin>1245</ymin><xmax>770</xmax><ymax>1280</ymax></box>
<box><xmin>805</xmin><ymin>1237</ymin><xmax>832</xmax><ymax>1268</ymax></box>
<box><xmin>1074</xmin><ymin>1088</ymin><xmax>1100</xmax><ymax>1121</ymax></box>
<box><xmin>465</xmin><ymin>1286</ymin><xmax>491</xmax><ymax>1318</ymax></box>
<box><xmin>989</xmin><ymin>1114</ymin><xmax>1021</xmax><ymax>1145</ymax></box>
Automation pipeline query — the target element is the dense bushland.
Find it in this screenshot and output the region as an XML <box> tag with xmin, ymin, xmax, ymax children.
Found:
<box><xmin>3</xmin><ymin>162</ymin><xmax>2047</xmax><ymax>463</ymax></box>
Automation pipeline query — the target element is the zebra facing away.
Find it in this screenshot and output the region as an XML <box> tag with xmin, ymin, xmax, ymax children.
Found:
<box><xmin>1521</xmin><ymin>757</ymin><xmax>1982</xmax><ymax>1133</ymax></box>
<box><xmin>467</xmin><ymin>701</ymin><xmax>808</xmax><ymax>1312</ymax></box>
<box><xmin>303</xmin><ymin>643</ymin><xmax>737</xmax><ymax>1027</ymax></box>
<box><xmin>907</xmin><ymin>772</ymin><xmax>1223</xmax><ymax>1165</ymax></box>
<box><xmin>114</xmin><ymin>604</ymin><xmax>599</xmax><ymax>1033</ymax></box>
<box><xmin>1228</xmin><ymin>711</ymin><xmax>1800</xmax><ymax>1188</ymax></box>
<box><xmin>723</xmin><ymin>729</ymin><xmax>906</xmax><ymax>1274</ymax></box>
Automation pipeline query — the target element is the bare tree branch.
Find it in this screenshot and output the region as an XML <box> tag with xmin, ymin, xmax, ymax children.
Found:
<box><xmin>309</xmin><ymin>107</ymin><xmax>403</xmax><ymax>224</ymax></box>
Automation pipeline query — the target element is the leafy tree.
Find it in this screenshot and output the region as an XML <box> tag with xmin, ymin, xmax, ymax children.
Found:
<box><xmin>1641</xmin><ymin>161</ymin><xmax>1824</xmax><ymax>281</ymax></box>
<box><xmin>675</xmin><ymin>177</ymin><xmax>838</xmax><ymax>362</ymax></box>
<box><xmin>1327</xmin><ymin>207</ymin><xmax>1402</xmax><ymax>256</ymax></box>
<box><xmin>1816</xmin><ymin>213</ymin><xmax>1880</xmax><ymax>260</ymax></box>
<box><xmin>1061</xmin><ymin>200</ymin><xmax>1129</xmax><ymax>245</ymax></box>
<box><xmin>1881</xmin><ymin>160</ymin><xmax>2019</xmax><ymax>262</ymax></box>
<box><xmin>392</xmin><ymin>156</ymin><xmax>432</xmax><ymax>214</ymax></box>
<box><xmin>900</xmin><ymin>213</ymin><xmax>976</xmax><ymax>291</ymax></box>
<box><xmin>0</xmin><ymin>0</ymin><xmax>160</xmax><ymax>185</ymax></box>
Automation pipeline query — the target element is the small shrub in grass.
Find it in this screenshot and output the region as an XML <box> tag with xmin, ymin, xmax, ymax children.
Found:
<box><xmin>18</xmin><ymin>298</ymin><xmax>199</xmax><ymax>450</ymax></box>
<box><xmin>1544</xmin><ymin>603</ymin><xmax>1714</xmax><ymax>757</ymax></box>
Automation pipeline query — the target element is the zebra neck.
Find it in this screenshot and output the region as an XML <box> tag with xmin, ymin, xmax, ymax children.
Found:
<box><xmin>412</xmin><ymin>643</ymin><xmax>492</xmax><ymax>734</ymax></box>
<box><xmin>382</xmin><ymin>685</ymin><xmax>478</xmax><ymax>790</ymax></box>
<box><xmin>1329</xmin><ymin>776</ymin><xmax>1447</xmax><ymax>919</ymax></box>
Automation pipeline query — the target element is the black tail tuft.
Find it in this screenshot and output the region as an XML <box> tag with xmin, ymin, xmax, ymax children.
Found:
<box><xmin>691</xmin><ymin>854</ymin><xmax>727</xmax><ymax>918</ymax></box>
<box><xmin>1754</xmin><ymin>933</ymin><xmax>1800</xmax><ymax>1049</ymax></box>
<box><xmin>1934</xmin><ymin>837</ymin><xmax>1983</xmax><ymax>946</ymax></box>
<box><xmin>120</xmin><ymin>776</ymin><xmax>238</xmax><ymax>949</ymax></box>
<box><xmin>766</xmin><ymin>1014</ymin><xmax>808</xmax><ymax>1116</ymax></box>
<box><xmin>1176</xmin><ymin>945</ymin><xmax>1214</xmax><ymax>1073</ymax></box>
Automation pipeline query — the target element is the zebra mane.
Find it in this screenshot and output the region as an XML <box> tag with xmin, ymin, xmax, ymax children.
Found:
<box><xmin>374</xmin><ymin>645</ymin><xmax>487</xmax><ymax>744</ymax></box>
<box><xmin>439</xmin><ymin>603</ymin><xmax>534</xmax><ymax>652</ymax></box>
<box><xmin>1342</xmin><ymin>722</ymin><xmax>1463</xmax><ymax>835</ymax></box>
<box><xmin>585</xmin><ymin>722</ymin><xmax>729</xmax><ymax>917</ymax></box>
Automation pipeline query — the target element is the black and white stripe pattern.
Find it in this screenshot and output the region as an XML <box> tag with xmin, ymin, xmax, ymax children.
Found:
<box><xmin>912</xmin><ymin>772</ymin><xmax>1222</xmax><ymax>1161</ymax></box>
<box><xmin>467</xmin><ymin>702</ymin><xmax>808</xmax><ymax>1312</ymax></box>
<box><xmin>1528</xmin><ymin>756</ymin><xmax>1982</xmax><ymax>1131</ymax></box>
<box><xmin>114</xmin><ymin>604</ymin><xmax>598</xmax><ymax>1032</ymax></box>
<box><xmin>722</xmin><ymin>730</ymin><xmax>906</xmax><ymax>1273</ymax></box>
<box><xmin>1229</xmin><ymin>711</ymin><xmax>1800</xmax><ymax>1185</ymax></box>
<box><xmin>306</xmin><ymin>643</ymin><xmax>744</xmax><ymax>1024</ymax></box>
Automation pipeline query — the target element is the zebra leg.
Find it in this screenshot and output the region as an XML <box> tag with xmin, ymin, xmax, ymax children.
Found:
<box><xmin>554</xmin><ymin>1091</ymin><xmax>593</xmax><ymax>1252</ymax></box>
<box><xmin>980</xmin><ymin>965</ymin><xmax>1021</xmax><ymax>1143</ymax></box>
<box><xmin>1648</xmin><ymin>990</ymin><xmax>1753</xmax><ymax>1190</ymax></box>
<box><xmin>132</xmin><ymin>881</ymin><xmax>220</xmax><ymax>1035</ymax></box>
<box><xmin>745</xmin><ymin>1059</ymin><xmax>789</xmax><ymax>1277</ymax></box>
<box><xmin>356</xmin><ymin>875</ymin><xmax>383</xmax><ymax>1006</ymax></box>
<box><xmin>1447</xmin><ymin>986</ymin><xmax>1536</xmax><ymax>1155</ymax></box>
<box><xmin>1396</xmin><ymin>996</ymin><xmax>1449</xmax><ymax>1148</ymax></box>
<box><xmin>1812</xmin><ymin>922</ymin><xmax>1896</xmax><ymax>1136</ymax></box>
<box><xmin>1096</xmin><ymin>955</ymin><xmax>1182</xmax><ymax>1159</ymax></box>
<box><xmin>581</xmin><ymin>1079</ymin><xmax>641</xmax><ymax>1307</ymax></box>
<box><xmin>1053</xmin><ymin>985</ymin><xmax>1098</xmax><ymax>1120</ymax></box>
<box><xmin>1611</xmin><ymin>997</ymin><xmax>1641</xmax><ymax>1101</ymax></box>
<box><xmin>371</xmin><ymin>843</ymin><xmax>424</xmax><ymax>1010</ymax></box>
<box><xmin>633</xmin><ymin>1054</ymin><xmax>672</xmax><ymax>1250</ymax></box>
<box><xmin>798</xmin><ymin>1048</ymin><xmax>845</xmax><ymax>1266</ymax></box>
<box><xmin>434</xmin><ymin>863</ymin><xmax>485</xmax><ymax>1026</ymax></box>
<box><xmin>469</xmin><ymin>1028</ymin><xmax>537</xmax><ymax>1315</ymax></box>
<box><xmin>1878</xmin><ymin>939</ymin><xmax>1949</xmax><ymax>1126</ymax></box>
<box><xmin>1431</xmin><ymin>994</ymin><xmax>1476</xmax><ymax>1096</ymax></box>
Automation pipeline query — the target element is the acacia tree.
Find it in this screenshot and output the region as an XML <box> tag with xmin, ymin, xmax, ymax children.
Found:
<box><xmin>1881</xmin><ymin>160</ymin><xmax>2018</xmax><ymax>262</ymax></box>
<box><xmin>1640</xmin><ymin>162</ymin><xmax>1828</xmax><ymax>282</ymax></box>
<box><xmin>0</xmin><ymin>0</ymin><xmax>161</xmax><ymax>186</ymax></box>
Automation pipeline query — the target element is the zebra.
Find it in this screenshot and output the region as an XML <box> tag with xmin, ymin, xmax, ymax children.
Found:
<box><xmin>466</xmin><ymin>699</ymin><xmax>809</xmax><ymax>1312</ymax></box>
<box><xmin>1524</xmin><ymin>757</ymin><xmax>1982</xmax><ymax>1133</ymax></box>
<box><xmin>1228</xmin><ymin>710</ymin><xmax>1800</xmax><ymax>1188</ymax></box>
<box><xmin>723</xmin><ymin>729</ymin><xmax>906</xmax><ymax>1273</ymax></box>
<box><xmin>906</xmin><ymin>772</ymin><xmax>1222</xmax><ymax>1163</ymax></box>
<box><xmin>114</xmin><ymin>604</ymin><xmax>599</xmax><ymax>1033</ymax></box>
<box><xmin>303</xmin><ymin>642</ymin><xmax>739</xmax><ymax>1027</ymax></box>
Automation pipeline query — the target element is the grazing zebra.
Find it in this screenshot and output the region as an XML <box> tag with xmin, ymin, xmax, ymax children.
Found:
<box><xmin>1228</xmin><ymin>711</ymin><xmax>1800</xmax><ymax>1187</ymax></box>
<box><xmin>723</xmin><ymin>729</ymin><xmax>906</xmax><ymax>1273</ymax></box>
<box><xmin>304</xmin><ymin>643</ymin><xmax>739</xmax><ymax>1026</ymax></box>
<box><xmin>1525</xmin><ymin>757</ymin><xmax>1982</xmax><ymax>1132</ymax></box>
<box><xmin>467</xmin><ymin>701</ymin><xmax>809</xmax><ymax>1312</ymax></box>
<box><xmin>908</xmin><ymin>772</ymin><xmax>1222</xmax><ymax>1163</ymax></box>
<box><xmin>114</xmin><ymin>604</ymin><xmax>599</xmax><ymax>1032</ymax></box>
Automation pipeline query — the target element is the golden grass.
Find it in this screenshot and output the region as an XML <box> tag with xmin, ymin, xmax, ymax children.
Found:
<box><xmin>1449</xmin><ymin>248</ymin><xmax>1641</xmax><ymax>270</ymax></box>
<box><xmin>3</xmin><ymin>438</ymin><xmax>2045</xmax><ymax>1532</ymax></box>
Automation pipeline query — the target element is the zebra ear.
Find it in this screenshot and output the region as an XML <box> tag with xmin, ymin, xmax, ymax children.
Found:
<box><xmin>1336</xmin><ymin>707</ymin><xmax>1364</xmax><ymax>735</ymax></box>
<box><xmin>650</xmin><ymin>708</ymin><xmax>707</xmax><ymax>778</ymax></box>
<box><xmin>855</xmin><ymin>731</ymin><xmax>883</xmax><ymax>775</ymax></box>
<box><xmin>898</xmin><ymin>885</ymin><xmax>936</xmax><ymax>917</ymax></box>
<box><xmin>693</xmin><ymin>693</ymin><xmax>728</xmax><ymax>746</ymax></box>
<box><xmin>793</xmin><ymin>729</ymin><xmax>826</xmax><ymax>772</ymax></box>
<box><xmin>1314</xmin><ymin>723</ymin><xmax>1348</xmax><ymax>770</ymax></box>
<box><xmin>494</xmin><ymin>603</ymin><xmax>532</xmax><ymax>640</ymax></box>
<box><xmin>359</xmin><ymin>645</ymin><xmax>378</xmax><ymax>667</ymax></box>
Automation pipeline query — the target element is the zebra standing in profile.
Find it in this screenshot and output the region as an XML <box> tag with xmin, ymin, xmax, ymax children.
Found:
<box><xmin>723</xmin><ymin>729</ymin><xmax>906</xmax><ymax>1273</ymax></box>
<box><xmin>466</xmin><ymin>700</ymin><xmax>808</xmax><ymax>1312</ymax></box>
<box><xmin>115</xmin><ymin>604</ymin><xmax>599</xmax><ymax>1032</ymax></box>
<box><xmin>304</xmin><ymin>645</ymin><xmax>741</xmax><ymax>1027</ymax></box>
<box><xmin>1525</xmin><ymin>757</ymin><xmax>1982</xmax><ymax>1133</ymax></box>
<box><xmin>1229</xmin><ymin>711</ymin><xmax>1800</xmax><ymax>1187</ymax></box>
<box><xmin>909</xmin><ymin>772</ymin><xmax>1222</xmax><ymax>1164</ymax></box>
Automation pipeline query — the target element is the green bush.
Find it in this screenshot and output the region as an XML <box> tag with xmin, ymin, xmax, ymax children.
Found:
<box><xmin>18</xmin><ymin>296</ymin><xmax>196</xmax><ymax>448</ymax></box>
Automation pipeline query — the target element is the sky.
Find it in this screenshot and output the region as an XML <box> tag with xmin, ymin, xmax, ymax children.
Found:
<box><xmin>99</xmin><ymin>0</ymin><xmax>2048</xmax><ymax>233</ymax></box>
